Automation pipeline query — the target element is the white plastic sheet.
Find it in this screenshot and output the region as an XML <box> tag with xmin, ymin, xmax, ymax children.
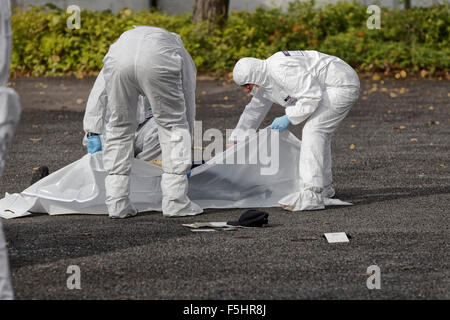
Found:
<box><xmin>0</xmin><ymin>129</ymin><xmax>351</xmax><ymax>219</ymax></box>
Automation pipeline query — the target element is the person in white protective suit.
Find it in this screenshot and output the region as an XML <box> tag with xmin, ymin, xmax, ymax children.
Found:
<box><xmin>0</xmin><ymin>0</ymin><xmax>20</xmax><ymax>299</ymax></box>
<box><xmin>83</xmin><ymin>26</ymin><xmax>202</xmax><ymax>218</ymax></box>
<box><xmin>83</xmin><ymin>71</ymin><xmax>161</xmax><ymax>161</ymax></box>
<box><xmin>230</xmin><ymin>50</ymin><xmax>360</xmax><ymax>211</ymax></box>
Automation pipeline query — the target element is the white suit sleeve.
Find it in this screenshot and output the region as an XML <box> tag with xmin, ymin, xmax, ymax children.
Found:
<box><xmin>83</xmin><ymin>69</ymin><xmax>107</xmax><ymax>134</ymax></box>
<box><xmin>0</xmin><ymin>0</ymin><xmax>12</xmax><ymax>86</ymax></box>
<box><xmin>285</xmin><ymin>72</ymin><xmax>322</xmax><ymax>125</ymax></box>
<box><xmin>229</xmin><ymin>91</ymin><xmax>273</xmax><ymax>142</ymax></box>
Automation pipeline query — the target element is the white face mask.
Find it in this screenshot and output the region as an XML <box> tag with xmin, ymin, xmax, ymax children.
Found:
<box><xmin>250</xmin><ymin>85</ymin><xmax>259</xmax><ymax>96</ymax></box>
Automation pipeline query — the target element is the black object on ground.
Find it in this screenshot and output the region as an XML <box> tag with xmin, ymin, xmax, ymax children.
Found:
<box><xmin>30</xmin><ymin>165</ymin><xmax>49</xmax><ymax>186</ymax></box>
<box><xmin>228</xmin><ymin>209</ymin><xmax>269</xmax><ymax>227</ymax></box>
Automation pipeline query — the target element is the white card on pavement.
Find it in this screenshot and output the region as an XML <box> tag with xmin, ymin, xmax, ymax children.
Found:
<box><xmin>324</xmin><ymin>232</ymin><xmax>350</xmax><ymax>243</ymax></box>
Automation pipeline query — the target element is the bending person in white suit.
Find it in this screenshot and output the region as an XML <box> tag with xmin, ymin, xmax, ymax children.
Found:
<box><xmin>230</xmin><ymin>50</ymin><xmax>360</xmax><ymax>211</ymax></box>
<box><xmin>83</xmin><ymin>71</ymin><xmax>161</xmax><ymax>162</ymax></box>
<box><xmin>0</xmin><ymin>0</ymin><xmax>21</xmax><ymax>300</ymax></box>
<box><xmin>83</xmin><ymin>26</ymin><xmax>202</xmax><ymax>219</ymax></box>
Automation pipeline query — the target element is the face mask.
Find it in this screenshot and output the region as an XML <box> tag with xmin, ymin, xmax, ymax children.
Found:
<box><xmin>250</xmin><ymin>85</ymin><xmax>259</xmax><ymax>96</ymax></box>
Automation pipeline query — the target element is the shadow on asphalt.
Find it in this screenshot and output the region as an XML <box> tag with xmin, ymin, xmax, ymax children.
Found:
<box><xmin>338</xmin><ymin>186</ymin><xmax>450</xmax><ymax>205</ymax></box>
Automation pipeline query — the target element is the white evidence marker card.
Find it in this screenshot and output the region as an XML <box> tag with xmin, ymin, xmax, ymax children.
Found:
<box><xmin>324</xmin><ymin>232</ymin><xmax>350</xmax><ymax>243</ymax></box>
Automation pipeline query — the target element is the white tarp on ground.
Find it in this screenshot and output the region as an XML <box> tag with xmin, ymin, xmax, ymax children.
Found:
<box><xmin>0</xmin><ymin>129</ymin><xmax>351</xmax><ymax>219</ymax></box>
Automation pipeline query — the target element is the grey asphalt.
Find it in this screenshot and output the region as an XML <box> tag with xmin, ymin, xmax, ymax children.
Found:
<box><xmin>1</xmin><ymin>75</ymin><xmax>449</xmax><ymax>300</ymax></box>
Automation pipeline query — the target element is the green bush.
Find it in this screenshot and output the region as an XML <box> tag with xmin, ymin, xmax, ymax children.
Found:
<box><xmin>10</xmin><ymin>1</ymin><xmax>450</xmax><ymax>76</ymax></box>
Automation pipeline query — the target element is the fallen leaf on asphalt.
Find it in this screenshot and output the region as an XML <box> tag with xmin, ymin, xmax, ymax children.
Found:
<box><xmin>428</xmin><ymin>106</ymin><xmax>434</xmax><ymax>110</ymax></box>
<box><xmin>400</xmin><ymin>70</ymin><xmax>407</xmax><ymax>78</ymax></box>
<box><xmin>418</xmin><ymin>185</ymin><xmax>423</xmax><ymax>188</ymax></box>
<box><xmin>427</xmin><ymin>121</ymin><xmax>440</xmax><ymax>125</ymax></box>
<box><xmin>32</xmin><ymin>124</ymin><xmax>39</xmax><ymax>128</ymax></box>
<box><xmin>349</xmin><ymin>144</ymin><xmax>356</xmax><ymax>150</ymax></box>
<box><xmin>64</xmin><ymin>149</ymin><xmax>69</xmax><ymax>153</ymax></box>
<box><xmin>399</xmin><ymin>88</ymin><xmax>406</xmax><ymax>94</ymax></box>
<box><xmin>393</xmin><ymin>125</ymin><xmax>406</xmax><ymax>130</ymax></box>
<box><xmin>410</xmin><ymin>138</ymin><xmax>417</xmax><ymax>142</ymax></box>
<box><xmin>417</xmin><ymin>174</ymin><xmax>424</xmax><ymax>178</ymax></box>
<box><xmin>351</xmin><ymin>159</ymin><xmax>357</xmax><ymax>163</ymax></box>
<box><xmin>395</xmin><ymin>73</ymin><xmax>401</xmax><ymax>79</ymax></box>
<box><xmin>372</xmin><ymin>74</ymin><xmax>380</xmax><ymax>81</ymax></box>
<box><xmin>362</xmin><ymin>96</ymin><xmax>367</xmax><ymax>100</ymax></box>
<box><xmin>350</xmin><ymin>124</ymin><xmax>356</xmax><ymax>128</ymax></box>
<box><xmin>389</xmin><ymin>92</ymin><xmax>398</xmax><ymax>98</ymax></box>
<box><xmin>381</xmin><ymin>88</ymin><xmax>388</xmax><ymax>92</ymax></box>
<box><xmin>29</xmin><ymin>138</ymin><xmax>42</xmax><ymax>143</ymax></box>
<box><xmin>387</xmin><ymin>109</ymin><xmax>392</xmax><ymax>113</ymax></box>
<box><xmin>212</xmin><ymin>104</ymin><xmax>234</xmax><ymax>109</ymax></box>
<box><xmin>420</xmin><ymin>70</ymin><xmax>428</xmax><ymax>78</ymax></box>
<box><xmin>35</xmin><ymin>82</ymin><xmax>48</xmax><ymax>89</ymax></box>
<box><xmin>223</xmin><ymin>96</ymin><xmax>229</xmax><ymax>101</ymax></box>
<box><xmin>440</xmin><ymin>164</ymin><xmax>446</xmax><ymax>168</ymax></box>
<box><xmin>76</xmin><ymin>98</ymin><xmax>84</xmax><ymax>104</ymax></box>
<box><xmin>32</xmin><ymin>167</ymin><xmax>40</xmax><ymax>171</ymax></box>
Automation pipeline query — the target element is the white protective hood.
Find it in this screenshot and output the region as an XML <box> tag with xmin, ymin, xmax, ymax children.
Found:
<box><xmin>0</xmin><ymin>129</ymin><xmax>351</xmax><ymax>219</ymax></box>
<box><xmin>232</xmin><ymin>57</ymin><xmax>290</xmax><ymax>107</ymax></box>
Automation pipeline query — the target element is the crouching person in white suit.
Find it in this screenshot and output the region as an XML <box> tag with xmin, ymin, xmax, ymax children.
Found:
<box><xmin>0</xmin><ymin>0</ymin><xmax>21</xmax><ymax>300</ymax></box>
<box><xmin>83</xmin><ymin>26</ymin><xmax>202</xmax><ymax>219</ymax></box>
<box><xmin>230</xmin><ymin>50</ymin><xmax>360</xmax><ymax>211</ymax></box>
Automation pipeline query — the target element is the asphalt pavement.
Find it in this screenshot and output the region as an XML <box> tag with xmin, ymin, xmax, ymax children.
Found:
<box><xmin>1</xmin><ymin>75</ymin><xmax>449</xmax><ymax>300</ymax></box>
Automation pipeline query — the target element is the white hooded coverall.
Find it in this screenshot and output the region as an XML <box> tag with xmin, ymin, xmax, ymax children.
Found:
<box><xmin>231</xmin><ymin>50</ymin><xmax>360</xmax><ymax>210</ymax></box>
<box><xmin>83</xmin><ymin>71</ymin><xmax>161</xmax><ymax>161</ymax></box>
<box><xmin>0</xmin><ymin>0</ymin><xmax>20</xmax><ymax>299</ymax></box>
<box><xmin>84</xmin><ymin>26</ymin><xmax>202</xmax><ymax>218</ymax></box>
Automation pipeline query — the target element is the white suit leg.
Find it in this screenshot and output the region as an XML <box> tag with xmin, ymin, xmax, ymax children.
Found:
<box><xmin>0</xmin><ymin>90</ymin><xmax>18</xmax><ymax>300</ymax></box>
<box><xmin>137</xmin><ymin>46</ymin><xmax>202</xmax><ymax>217</ymax></box>
<box><xmin>101</xmin><ymin>54</ymin><xmax>139</xmax><ymax>218</ymax></box>
<box><xmin>134</xmin><ymin>117</ymin><xmax>161</xmax><ymax>161</ymax></box>
<box><xmin>0</xmin><ymin>0</ymin><xmax>18</xmax><ymax>299</ymax></box>
<box><xmin>280</xmin><ymin>85</ymin><xmax>359</xmax><ymax>211</ymax></box>
<box><xmin>0</xmin><ymin>221</ymin><xmax>13</xmax><ymax>300</ymax></box>
<box><xmin>322</xmin><ymin>136</ymin><xmax>335</xmax><ymax>198</ymax></box>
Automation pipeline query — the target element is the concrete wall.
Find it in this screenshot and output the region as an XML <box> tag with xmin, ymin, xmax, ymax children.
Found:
<box><xmin>11</xmin><ymin>0</ymin><xmax>150</xmax><ymax>12</ymax></box>
<box><xmin>11</xmin><ymin>0</ymin><xmax>445</xmax><ymax>13</ymax></box>
<box><xmin>157</xmin><ymin>0</ymin><xmax>445</xmax><ymax>14</ymax></box>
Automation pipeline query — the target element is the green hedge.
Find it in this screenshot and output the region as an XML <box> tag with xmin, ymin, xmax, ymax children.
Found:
<box><xmin>10</xmin><ymin>1</ymin><xmax>450</xmax><ymax>76</ymax></box>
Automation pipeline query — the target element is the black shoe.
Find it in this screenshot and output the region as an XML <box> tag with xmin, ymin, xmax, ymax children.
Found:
<box><xmin>30</xmin><ymin>166</ymin><xmax>50</xmax><ymax>186</ymax></box>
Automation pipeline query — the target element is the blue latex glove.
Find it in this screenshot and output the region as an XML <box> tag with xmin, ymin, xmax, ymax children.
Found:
<box><xmin>269</xmin><ymin>115</ymin><xmax>291</xmax><ymax>132</ymax></box>
<box><xmin>87</xmin><ymin>135</ymin><xmax>102</xmax><ymax>154</ymax></box>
